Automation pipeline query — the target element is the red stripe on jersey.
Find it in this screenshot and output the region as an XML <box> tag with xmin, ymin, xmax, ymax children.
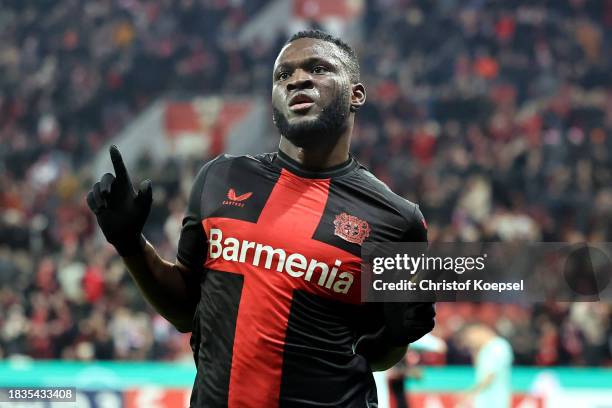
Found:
<box><xmin>257</xmin><ymin>168</ymin><xmax>330</xmax><ymax>236</ymax></box>
<box><xmin>202</xmin><ymin>169</ymin><xmax>361</xmax><ymax>408</ymax></box>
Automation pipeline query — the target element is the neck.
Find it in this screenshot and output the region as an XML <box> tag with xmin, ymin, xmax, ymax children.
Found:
<box><xmin>278</xmin><ymin>124</ymin><xmax>352</xmax><ymax>170</ymax></box>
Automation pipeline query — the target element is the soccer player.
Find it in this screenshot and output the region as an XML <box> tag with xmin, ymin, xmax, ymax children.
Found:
<box><xmin>87</xmin><ymin>30</ymin><xmax>435</xmax><ymax>407</ymax></box>
<box><xmin>456</xmin><ymin>323</ymin><xmax>513</xmax><ymax>408</ymax></box>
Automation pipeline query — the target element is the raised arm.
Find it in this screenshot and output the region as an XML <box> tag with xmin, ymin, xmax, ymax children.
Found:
<box><xmin>87</xmin><ymin>146</ymin><xmax>200</xmax><ymax>332</ymax></box>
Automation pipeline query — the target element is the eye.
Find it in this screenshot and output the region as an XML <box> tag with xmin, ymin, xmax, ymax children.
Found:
<box><xmin>277</xmin><ymin>72</ymin><xmax>290</xmax><ymax>81</ymax></box>
<box><xmin>312</xmin><ymin>66</ymin><xmax>328</xmax><ymax>74</ymax></box>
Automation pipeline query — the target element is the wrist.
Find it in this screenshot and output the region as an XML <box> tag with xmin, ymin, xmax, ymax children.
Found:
<box><xmin>116</xmin><ymin>234</ymin><xmax>147</xmax><ymax>257</ymax></box>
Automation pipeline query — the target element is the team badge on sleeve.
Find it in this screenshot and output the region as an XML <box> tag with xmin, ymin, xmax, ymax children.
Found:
<box><xmin>333</xmin><ymin>213</ymin><xmax>370</xmax><ymax>245</ymax></box>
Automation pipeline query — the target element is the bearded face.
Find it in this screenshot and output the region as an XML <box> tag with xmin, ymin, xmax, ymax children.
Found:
<box><xmin>271</xmin><ymin>38</ymin><xmax>354</xmax><ymax>148</ymax></box>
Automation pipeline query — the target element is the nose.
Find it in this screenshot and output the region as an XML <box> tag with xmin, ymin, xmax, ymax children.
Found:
<box><xmin>286</xmin><ymin>69</ymin><xmax>314</xmax><ymax>91</ymax></box>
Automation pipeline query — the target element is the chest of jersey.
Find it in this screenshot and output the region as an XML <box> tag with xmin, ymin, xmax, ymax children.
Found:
<box><xmin>202</xmin><ymin>167</ymin><xmax>369</xmax><ymax>304</ymax></box>
<box><xmin>190</xmin><ymin>157</ymin><xmax>408</xmax><ymax>407</ymax></box>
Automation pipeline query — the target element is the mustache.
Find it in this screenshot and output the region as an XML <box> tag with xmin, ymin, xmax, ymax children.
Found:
<box><xmin>272</xmin><ymin>90</ymin><xmax>350</xmax><ymax>147</ymax></box>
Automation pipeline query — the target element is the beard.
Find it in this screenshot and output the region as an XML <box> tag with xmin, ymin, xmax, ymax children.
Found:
<box><xmin>273</xmin><ymin>88</ymin><xmax>350</xmax><ymax>149</ymax></box>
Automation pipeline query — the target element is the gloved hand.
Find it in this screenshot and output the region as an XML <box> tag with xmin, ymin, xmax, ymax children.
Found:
<box><xmin>86</xmin><ymin>145</ymin><xmax>152</xmax><ymax>257</ymax></box>
<box><xmin>354</xmin><ymin>303</ymin><xmax>435</xmax><ymax>363</ymax></box>
<box><xmin>383</xmin><ymin>302</ymin><xmax>436</xmax><ymax>346</ymax></box>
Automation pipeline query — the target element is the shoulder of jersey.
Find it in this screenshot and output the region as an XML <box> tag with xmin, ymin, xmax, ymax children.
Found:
<box><xmin>204</xmin><ymin>152</ymin><xmax>276</xmax><ymax>170</ymax></box>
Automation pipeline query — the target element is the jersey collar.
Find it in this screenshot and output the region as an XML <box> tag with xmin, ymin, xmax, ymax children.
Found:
<box><xmin>274</xmin><ymin>150</ymin><xmax>358</xmax><ymax>179</ymax></box>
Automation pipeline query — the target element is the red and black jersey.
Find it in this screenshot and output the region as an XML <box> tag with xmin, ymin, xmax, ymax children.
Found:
<box><xmin>177</xmin><ymin>150</ymin><xmax>427</xmax><ymax>408</ymax></box>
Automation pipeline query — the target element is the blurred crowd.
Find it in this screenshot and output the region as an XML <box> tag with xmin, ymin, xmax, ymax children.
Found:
<box><xmin>0</xmin><ymin>0</ymin><xmax>611</xmax><ymax>364</ymax></box>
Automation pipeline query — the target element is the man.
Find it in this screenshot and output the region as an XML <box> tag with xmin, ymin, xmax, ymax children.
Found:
<box><xmin>87</xmin><ymin>30</ymin><xmax>435</xmax><ymax>407</ymax></box>
<box><xmin>457</xmin><ymin>323</ymin><xmax>513</xmax><ymax>408</ymax></box>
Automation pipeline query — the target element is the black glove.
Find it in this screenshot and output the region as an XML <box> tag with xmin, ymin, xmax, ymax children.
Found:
<box><xmin>355</xmin><ymin>303</ymin><xmax>435</xmax><ymax>362</ymax></box>
<box><xmin>382</xmin><ymin>302</ymin><xmax>436</xmax><ymax>346</ymax></box>
<box><xmin>86</xmin><ymin>145</ymin><xmax>152</xmax><ymax>257</ymax></box>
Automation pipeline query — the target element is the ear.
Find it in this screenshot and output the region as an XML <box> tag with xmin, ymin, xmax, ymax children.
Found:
<box><xmin>350</xmin><ymin>83</ymin><xmax>366</xmax><ymax>112</ymax></box>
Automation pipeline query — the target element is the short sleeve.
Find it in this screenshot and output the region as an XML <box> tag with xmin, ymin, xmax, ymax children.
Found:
<box><xmin>401</xmin><ymin>204</ymin><xmax>428</xmax><ymax>243</ymax></box>
<box><xmin>380</xmin><ymin>204</ymin><xmax>434</xmax><ymax>346</ymax></box>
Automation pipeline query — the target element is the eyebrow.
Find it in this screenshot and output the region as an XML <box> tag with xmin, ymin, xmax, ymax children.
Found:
<box><xmin>274</xmin><ymin>56</ymin><xmax>337</xmax><ymax>75</ymax></box>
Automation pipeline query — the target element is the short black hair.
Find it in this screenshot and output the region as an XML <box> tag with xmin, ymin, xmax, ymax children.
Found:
<box><xmin>287</xmin><ymin>30</ymin><xmax>360</xmax><ymax>82</ymax></box>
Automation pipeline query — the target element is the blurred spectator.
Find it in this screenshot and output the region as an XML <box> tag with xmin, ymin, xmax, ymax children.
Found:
<box><xmin>456</xmin><ymin>323</ymin><xmax>513</xmax><ymax>408</ymax></box>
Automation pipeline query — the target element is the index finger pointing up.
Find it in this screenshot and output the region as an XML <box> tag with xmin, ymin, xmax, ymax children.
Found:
<box><xmin>109</xmin><ymin>145</ymin><xmax>130</xmax><ymax>182</ymax></box>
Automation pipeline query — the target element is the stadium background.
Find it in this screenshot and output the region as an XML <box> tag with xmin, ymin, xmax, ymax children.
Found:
<box><xmin>0</xmin><ymin>0</ymin><xmax>611</xmax><ymax>407</ymax></box>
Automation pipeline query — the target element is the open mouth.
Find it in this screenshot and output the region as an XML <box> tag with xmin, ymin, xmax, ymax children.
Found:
<box><xmin>289</xmin><ymin>94</ymin><xmax>315</xmax><ymax>112</ymax></box>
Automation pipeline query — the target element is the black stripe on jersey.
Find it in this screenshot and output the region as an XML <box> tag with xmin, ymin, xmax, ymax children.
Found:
<box><xmin>311</xmin><ymin>177</ymin><xmax>380</xmax><ymax>257</ymax></box>
<box><xmin>203</xmin><ymin>156</ymin><xmax>281</xmax><ymax>223</ymax></box>
<box><xmin>312</xmin><ymin>174</ymin><xmax>417</xmax><ymax>256</ymax></box>
<box><xmin>278</xmin><ymin>290</ymin><xmax>377</xmax><ymax>407</ymax></box>
<box><xmin>190</xmin><ymin>270</ymin><xmax>243</xmax><ymax>407</ymax></box>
